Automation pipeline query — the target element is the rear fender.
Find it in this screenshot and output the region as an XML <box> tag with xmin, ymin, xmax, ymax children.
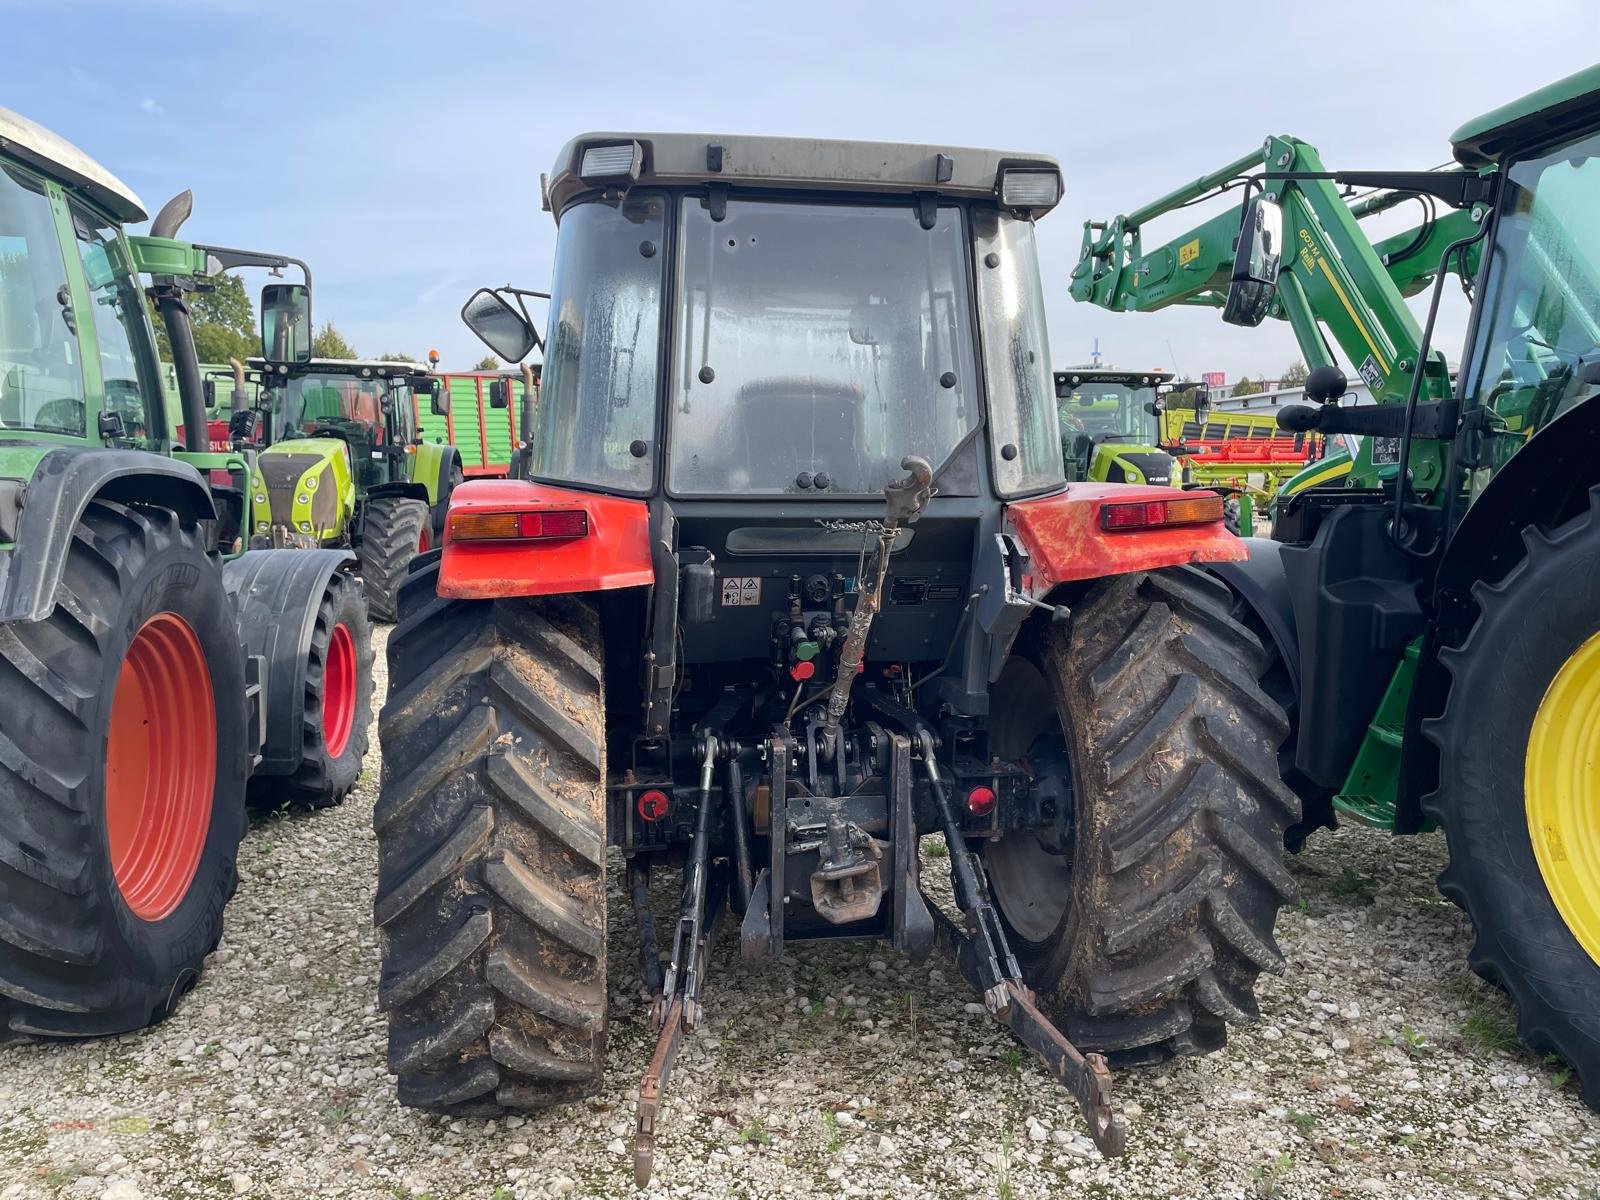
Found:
<box><xmin>438</xmin><ymin>479</ymin><xmax>653</xmax><ymax>599</ymax></box>
<box><xmin>0</xmin><ymin>448</ymin><xmax>216</xmax><ymax>623</ymax></box>
<box><xmin>409</xmin><ymin>442</ymin><xmax>458</xmax><ymax>506</ymax></box>
<box><xmin>223</xmin><ymin>548</ymin><xmax>356</xmax><ymax>777</ymax></box>
<box><xmin>1004</xmin><ymin>482</ymin><xmax>1245</xmax><ymax>592</ymax></box>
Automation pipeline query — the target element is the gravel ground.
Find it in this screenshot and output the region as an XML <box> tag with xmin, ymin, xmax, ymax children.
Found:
<box><xmin>3</xmin><ymin>626</ymin><xmax>1598</xmax><ymax>1200</ymax></box>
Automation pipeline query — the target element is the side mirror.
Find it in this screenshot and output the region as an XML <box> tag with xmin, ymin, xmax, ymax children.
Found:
<box><xmin>203</xmin><ymin>377</ymin><xmax>218</xmax><ymax>410</ymax></box>
<box><xmin>430</xmin><ymin>390</ymin><xmax>449</xmax><ymax>418</ymax></box>
<box><xmin>260</xmin><ymin>283</ymin><xmax>312</xmax><ymax>364</ymax></box>
<box><xmin>488</xmin><ymin>379</ymin><xmax>510</xmax><ymax>409</ymax></box>
<box><xmin>1222</xmin><ymin>195</ymin><xmax>1283</xmax><ymax>328</ymax></box>
<box><xmin>461</xmin><ymin>288</ymin><xmax>538</xmax><ymax>364</ymax></box>
<box><xmin>1144</xmin><ymin>401</ymin><xmax>1159</xmax><ymax>416</ymax></box>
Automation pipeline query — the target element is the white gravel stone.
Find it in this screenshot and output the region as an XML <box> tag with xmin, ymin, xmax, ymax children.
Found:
<box><xmin>0</xmin><ymin>626</ymin><xmax>1592</xmax><ymax>1199</ymax></box>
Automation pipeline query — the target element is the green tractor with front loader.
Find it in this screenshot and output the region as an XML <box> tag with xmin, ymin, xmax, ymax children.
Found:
<box><xmin>1073</xmin><ymin>64</ymin><xmax>1600</xmax><ymax>1106</ymax></box>
<box><xmin>232</xmin><ymin>357</ymin><xmax>460</xmax><ymax>620</ymax></box>
<box><xmin>0</xmin><ymin>107</ymin><xmax>373</xmax><ymax>1039</ymax></box>
<box><xmin>374</xmin><ymin>131</ymin><xmax>1303</xmax><ymax>1180</ymax></box>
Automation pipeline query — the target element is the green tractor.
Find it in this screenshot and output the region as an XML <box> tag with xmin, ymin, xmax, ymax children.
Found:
<box><xmin>1055</xmin><ymin>367</ymin><xmax>1176</xmax><ymax>484</ymax></box>
<box><xmin>1074</xmin><ymin>65</ymin><xmax>1600</xmax><ymax>1105</ymax></box>
<box><xmin>235</xmin><ymin>358</ymin><xmax>459</xmax><ymax>620</ymax></box>
<box><xmin>0</xmin><ymin>107</ymin><xmax>373</xmax><ymax>1038</ymax></box>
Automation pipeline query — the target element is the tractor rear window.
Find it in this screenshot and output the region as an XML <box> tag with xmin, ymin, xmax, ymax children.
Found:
<box><xmin>669</xmin><ymin>198</ymin><xmax>978</xmax><ymax>496</ymax></box>
<box><xmin>0</xmin><ymin>165</ymin><xmax>84</xmax><ymax>436</ymax></box>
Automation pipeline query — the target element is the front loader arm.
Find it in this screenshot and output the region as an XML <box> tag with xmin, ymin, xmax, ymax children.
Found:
<box><xmin>1071</xmin><ymin>136</ymin><xmax>1485</xmax><ymax>493</ymax></box>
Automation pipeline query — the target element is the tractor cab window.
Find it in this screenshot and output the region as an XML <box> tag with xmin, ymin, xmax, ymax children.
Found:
<box><xmin>0</xmin><ymin>164</ymin><xmax>84</xmax><ymax>436</ymax></box>
<box><xmin>1058</xmin><ymin>382</ymin><xmax>1159</xmax><ymax>446</ymax></box>
<box><xmin>670</xmin><ymin>197</ymin><xmax>977</xmax><ymax>496</ymax></box>
<box><xmin>1463</xmin><ymin>128</ymin><xmax>1600</xmax><ymax>482</ymax></box>
<box><xmin>532</xmin><ymin>194</ymin><xmax>666</xmax><ymax>494</ymax></box>
<box><xmin>71</xmin><ymin>206</ymin><xmax>160</xmax><ymax>448</ymax></box>
<box><xmin>974</xmin><ymin>210</ymin><xmax>1063</xmax><ymax>496</ymax></box>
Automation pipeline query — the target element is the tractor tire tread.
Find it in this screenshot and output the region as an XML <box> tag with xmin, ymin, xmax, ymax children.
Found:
<box><xmin>376</xmin><ymin>557</ymin><xmax>606</xmax><ymax>1114</ymax></box>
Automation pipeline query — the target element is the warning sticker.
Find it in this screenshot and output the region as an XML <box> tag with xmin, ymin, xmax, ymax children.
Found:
<box><xmin>720</xmin><ymin>576</ymin><xmax>762</xmax><ymax>606</ymax></box>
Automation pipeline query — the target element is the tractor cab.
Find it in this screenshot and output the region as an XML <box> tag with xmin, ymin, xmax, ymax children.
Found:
<box><xmin>1053</xmin><ymin>368</ymin><xmax>1175</xmax><ymax>483</ymax></box>
<box><xmin>239</xmin><ymin>357</ymin><xmax>447</xmax><ymax>549</ymax></box>
<box><xmin>251</xmin><ymin>358</ymin><xmax>435</xmax><ymax>485</ymax></box>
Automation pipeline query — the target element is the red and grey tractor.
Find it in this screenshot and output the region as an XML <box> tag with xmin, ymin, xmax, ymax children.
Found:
<box><xmin>374</xmin><ymin>133</ymin><xmax>1299</xmax><ymax>1179</ymax></box>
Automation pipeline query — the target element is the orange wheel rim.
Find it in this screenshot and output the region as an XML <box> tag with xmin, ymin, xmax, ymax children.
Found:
<box><xmin>419</xmin><ymin>526</ymin><xmax>430</xmax><ymax>553</ymax></box>
<box><xmin>105</xmin><ymin>614</ymin><xmax>216</xmax><ymax>921</ymax></box>
<box><xmin>323</xmin><ymin>621</ymin><xmax>357</xmax><ymax>759</ymax></box>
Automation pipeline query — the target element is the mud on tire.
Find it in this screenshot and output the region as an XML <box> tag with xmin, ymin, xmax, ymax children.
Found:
<box><xmin>984</xmin><ymin>566</ymin><xmax>1300</xmax><ymax>1063</ymax></box>
<box><xmin>374</xmin><ymin>554</ymin><xmax>607</xmax><ymax>1112</ymax></box>
<box><xmin>359</xmin><ymin>496</ymin><xmax>429</xmax><ymax>623</ymax></box>
<box><xmin>0</xmin><ymin>499</ymin><xmax>247</xmax><ymax>1037</ymax></box>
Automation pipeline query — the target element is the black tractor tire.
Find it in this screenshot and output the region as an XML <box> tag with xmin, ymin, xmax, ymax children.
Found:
<box><xmin>374</xmin><ymin>554</ymin><xmax>607</xmax><ymax>1113</ymax></box>
<box><xmin>0</xmin><ymin>499</ymin><xmax>248</xmax><ymax>1038</ymax></box>
<box><xmin>245</xmin><ymin>570</ymin><xmax>374</xmax><ymax>811</ymax></box>
<box><xmin>983</xmin><ymin>566</ymin><xmax>1300</xmax><ymax>1063</ymax></box>
<box><xmin>1423</xmin><ymin>498</ymin><xmax>1600</xmax><ymax>1110</ymax></box>
<box><xmin>359</xmin><ymin>497</ymin><xmax>430</xmax><ymax>623</ymax></box>
<box><xmin>1225</xmin><ymin>591</ymin><xmax>1337</xmax><ymax>852</ymax></box>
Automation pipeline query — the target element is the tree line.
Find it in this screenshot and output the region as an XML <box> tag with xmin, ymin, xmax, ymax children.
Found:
<box><xmin>149</xmin><ymin>272</ymin><xmax>498</xmax><ymax>369</ymax></box>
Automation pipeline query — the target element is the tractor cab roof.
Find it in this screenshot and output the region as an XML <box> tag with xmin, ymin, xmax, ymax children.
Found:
<box><xmin>546</xmin><ymin>131</ymin><xmax>1063</xmax><ymax>219</ymax></box>
<box><xmin>247</xmin><ymin>357</ymin><xmax>432</xmax><ymax>380</ymax></box>
<box><xmin>0</xmin><ymin>106</ymin><xmax>146</xmax><ymax>222</ymax></box>
<box><xmin>1451</xmin><ymin>63</ymin><xmax>1600</xmax><ymax>167</ymax></box>
<box><xmin>1053</xmin><ymin>368</ymin><xmax>1174</xmax><ymax>397</ymax></box>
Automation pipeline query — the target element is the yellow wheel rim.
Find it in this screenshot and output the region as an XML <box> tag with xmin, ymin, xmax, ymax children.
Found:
<box><xmin>1526</xmin><ymin>628</ymin><xmax>1600</xmax><ymax>968</ymax></box>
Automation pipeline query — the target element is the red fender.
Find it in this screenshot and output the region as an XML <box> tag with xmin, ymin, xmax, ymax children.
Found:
<box><xmin>437</xmin><ymin>479</ymin><xmax>654</xmax><ymax>600</ymax></box>
<box><xmin>1005</xmin><ymin>483</ymin><xmax>1245</xmax><ymax>589</ymax></box>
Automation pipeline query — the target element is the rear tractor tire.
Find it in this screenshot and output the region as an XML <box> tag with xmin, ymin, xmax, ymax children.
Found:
<box><xmin>983</xmin><ymin>566</ymin><xmax>1300</xmax><ymax>1063</ymax></box>
<box><xmin>374</xmin><ymin>555</ymin><xmax>607</xmax><ymax>1113</ymax></box>
<box><xmin>0</xmin><ymin>500</ymin><xmax>248</xmax><ymax>1037</ymax></box>
<box><xmin>359</xmin><ymin>497</ymin><xmax>430</xmax><ymax>623</ymax></box>
<box><xmin>1423</xmin><ymin>494</ymin><xmax>1600</xmax><ymax>1110</ymax></box>
<box><xmin>246</xmin><ymin>570</ymin><xmax>374</xmax><ymax>811</ymax></box>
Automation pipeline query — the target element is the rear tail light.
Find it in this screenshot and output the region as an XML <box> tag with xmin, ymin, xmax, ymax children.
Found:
<box><xmin>1100</xmin><ymin>494</ymin><xmax>1224</xmax><ymax>531</ymax></box>
<box><xmin>447</xmin><ymin>508</ymin><xmax>589</xmax><ymax>543</ymax></box>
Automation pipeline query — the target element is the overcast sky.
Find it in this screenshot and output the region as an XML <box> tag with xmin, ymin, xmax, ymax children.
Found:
<box><xmin>5</xmin><ymin>0</ymin><xmax>1594</xmax><ymax>377</ymax></box>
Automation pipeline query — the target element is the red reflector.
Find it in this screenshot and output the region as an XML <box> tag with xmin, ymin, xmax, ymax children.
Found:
<box><xmin>518</xmin><ymin>509</ymin><xmax>589</xmax><ymax>540</ymax></box>
<box><xmin>967</xmin><ymin>785</ymin><xmax>997</xmax><ymax>817</ymax></box>
<box><xmin>636</xmin><ymin>789</ymin><xmax>670</xmax><ymax>822</ymax></box>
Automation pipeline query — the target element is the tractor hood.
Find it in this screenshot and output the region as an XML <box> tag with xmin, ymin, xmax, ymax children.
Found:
<box><xmin>1094</xmin><ymin>444</ymin><xmax>1176</xmax><ymax>488</ymax></box>
<box><xmin>252</xmin><ymin>438</ymin><xmax>353</xmax><ymax>542</ymax></box>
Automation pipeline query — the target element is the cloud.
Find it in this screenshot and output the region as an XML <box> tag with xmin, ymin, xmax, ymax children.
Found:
<box><xmin>139</xmin><ymin>96</ymin><xmax>165</xmax><ymax>118</ymax></box>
